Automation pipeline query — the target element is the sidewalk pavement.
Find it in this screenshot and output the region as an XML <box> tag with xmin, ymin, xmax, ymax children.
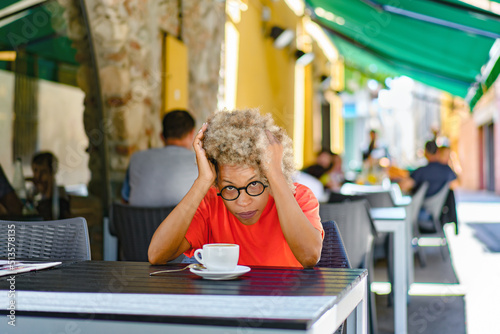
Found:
<box><xmin>449</xmin><ymin>190</ymin><xmax>500</xmax><ymax>334</ymax></box>
<box><xmin>373</xmin><ymin>189</ymin><xmax>500</xmax><ymax>334</ymax></box>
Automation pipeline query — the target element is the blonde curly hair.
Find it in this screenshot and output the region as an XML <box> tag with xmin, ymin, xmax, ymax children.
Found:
<box><xmin>203</xmin><ymin>108</ymin><xmax>296</xmax><ymax>192</ymax></box>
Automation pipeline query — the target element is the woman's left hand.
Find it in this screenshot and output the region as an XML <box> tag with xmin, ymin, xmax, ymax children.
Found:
<box><xmin>263</xmin><ymin>130</ymin><xmax>284</xmax><ymax>181</ymax></box>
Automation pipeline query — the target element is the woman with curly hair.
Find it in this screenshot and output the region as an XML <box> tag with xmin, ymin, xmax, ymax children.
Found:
<box><xmin>148</xmin><ymin>109</ymin><xmax>323</xmax><ymax>268</ymax></box>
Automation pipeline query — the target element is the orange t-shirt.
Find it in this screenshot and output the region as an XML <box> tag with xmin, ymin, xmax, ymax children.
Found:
<box><xmin>184</xmin><ymin>183</ymin><xmax>324</xmax><ymax>268</ymax></box>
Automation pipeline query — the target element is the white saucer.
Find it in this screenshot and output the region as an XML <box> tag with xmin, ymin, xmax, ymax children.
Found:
<box><xmin>190</xmin><ymin>265</ymin><xmax>251</xmax><ymax>280</ymax></box>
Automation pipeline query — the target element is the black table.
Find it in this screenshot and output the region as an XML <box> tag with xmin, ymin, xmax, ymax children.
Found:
<box><xmin>0</xmin><ymin>261</ymin><xmax>367</xmax><ymax>333</ymax></box>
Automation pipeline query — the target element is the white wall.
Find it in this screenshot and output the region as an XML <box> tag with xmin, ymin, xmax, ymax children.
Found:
<box><xmin>0</xmin><ymin>69</ymin><xmax>89</xmax><ymax>187</ymax></box>
<box><xmin>38</xmin><ymin>79</ymin><xmax>90</xmax><ymax>186</ymax></box>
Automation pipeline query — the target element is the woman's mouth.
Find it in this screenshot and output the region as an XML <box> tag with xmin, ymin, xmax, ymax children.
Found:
<box><xmin>238</xmin><ymin>210</ymin><xmax>257</xmax><ymax>220</ymax></box>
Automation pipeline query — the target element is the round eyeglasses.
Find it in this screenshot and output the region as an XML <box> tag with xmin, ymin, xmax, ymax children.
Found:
<box><xmin>217</xmin><ymin>181</ymin><xmax>268</xmax><ymax>201</ymax></box>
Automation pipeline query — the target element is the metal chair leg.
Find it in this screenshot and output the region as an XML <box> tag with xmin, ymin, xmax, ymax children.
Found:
<box><xmin>416</xmin><ymin>244</ymin><xmax>427</xmax><ymax>267</ymax></box>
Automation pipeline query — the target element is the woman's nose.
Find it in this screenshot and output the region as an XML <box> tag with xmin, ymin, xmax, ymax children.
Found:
<box><xmin>235</xmin><ymin>192</ymin><xmax>252</xmax><ymax>206</ymax></box>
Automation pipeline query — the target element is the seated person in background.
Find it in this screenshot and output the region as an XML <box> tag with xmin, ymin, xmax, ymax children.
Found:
<box><xmin>293</xmin><ymin>170</ymin><xmax>328</xmax><ymax>203</ymax></box>
<box><xmin>121</xmin><ymin>110</ymin><xmax>198</xmax><ymax>207</ymax></box>
<box><xmin>387</xmin><ymin>162</ymin><xmax>410</xmax><ymax>183</ymax></box>
<box><xmin>399</xmin><ymin>140</ymin><xmax>458</xmax><ymax>197</ymax></box>
<box><xmin>31</xmin><ymin>152</ymin><xmax>71</xmax><ymax>220</ymax></box>
<box><xmin>148</xmin><ymin>109</ymin><xmax>324</xmax><ymax>268</ymax></box>
<box><xmin>404</xmin><ymin>140</ymin><xmax>459</xmax><ymax>233</ymax></box>
<box><xmin>0</xmin><ymin>164</ymin><xmax>23</xmax><ymax>215</ymax></box>
<box><xmin>321</xmin><ymin>153</ymin><xmax>345</xmax><ymax>192</ymax></box>
<box><xmin>302</xmin><ymin>149</ymin><xmax>334</xmax><ymax>180</ymax></box>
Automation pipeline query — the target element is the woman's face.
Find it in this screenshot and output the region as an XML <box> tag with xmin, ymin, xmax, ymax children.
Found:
<box><xmin>217</xmin><ymin>165</ymin><xmax>270</xmax><ymax>225</ymax></box>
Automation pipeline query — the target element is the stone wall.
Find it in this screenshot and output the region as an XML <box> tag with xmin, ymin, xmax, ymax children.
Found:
<box><xmin>59</xmin><ymin>0</ymin><xmax>224</xmax><ymax>201</ymax></box>
<box><xmin>58</xmin><ymin>0</ymin><xmax>105</xmax><ymax>201</ymax></box>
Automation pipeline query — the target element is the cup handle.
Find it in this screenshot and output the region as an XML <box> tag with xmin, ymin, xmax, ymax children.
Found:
<box><xmin>194</xmin><ymin>249</ymin><xmax>204</xmax><ymax>265</ymax></box>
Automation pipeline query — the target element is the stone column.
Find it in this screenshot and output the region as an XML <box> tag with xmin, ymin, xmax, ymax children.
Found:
<box><xmin>60</xmin><ymin>0</ymin><xmax>224</xmax><ymax>201</ymax></box>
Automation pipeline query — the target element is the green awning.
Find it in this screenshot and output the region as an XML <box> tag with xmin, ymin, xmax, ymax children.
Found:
<box><xmin>305</xmin><ymin>0</ymin><xmax>500</xmax><ymax>109</ymax></box>
<box><xmin>0</xmin><ymin>0</ymin><xmax>79</xmax><ymax>86</ymax></box>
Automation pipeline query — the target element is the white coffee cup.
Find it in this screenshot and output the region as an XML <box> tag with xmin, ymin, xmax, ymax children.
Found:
<box><xmin>193</xmin><ymin>243</ymin><xmax>239</xmax><ymax>272</ymax></box>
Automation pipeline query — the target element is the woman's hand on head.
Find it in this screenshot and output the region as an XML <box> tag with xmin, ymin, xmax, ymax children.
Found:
<box><xmin>263</xmin><ymin>130</ymin><xmax>284</xmax><ymax>181</ymax></box>
<box><xmin>193</xmin><ymin>123</ymin><xmax>216</xmax><ymax>186</ymax></box>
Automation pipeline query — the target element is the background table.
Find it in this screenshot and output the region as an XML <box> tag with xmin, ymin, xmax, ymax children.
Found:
<box><xmin>370</xmin><ymin>207</ymin><xmax>409</xmax><ymax>334</ymax></box>
<box><xmin>0</xmin><ymin>261</ymin><xmax>367</xmax><ymax>334</ymax></box>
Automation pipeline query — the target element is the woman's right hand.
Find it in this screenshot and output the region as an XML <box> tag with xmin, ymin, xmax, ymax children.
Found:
<box><xmin>193</xmin><ymin>123</ymin><xmax>216</xmax><ymax>186</ymax></box>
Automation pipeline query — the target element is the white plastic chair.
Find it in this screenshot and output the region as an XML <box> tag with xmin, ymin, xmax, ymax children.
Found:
<box><xmin>417</xmin><ymin>182</ymin><xmax>451</xmax><ymax>262</ymax></box>
<box><xmin>408</xmin><ymin>183</ymin><xmax>429</xmax><ymax>267</ymax></box>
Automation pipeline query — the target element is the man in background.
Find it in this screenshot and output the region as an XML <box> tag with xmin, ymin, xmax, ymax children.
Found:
<box><xmin>399</xmin><ymin>140</ymin><xmax>457</xmax><ymax>197</ymax></box>
<box><xmin>121</xmin><ymin>110</ymin><xmax>198</xmax><ymax>207</ymax></box>
<box><xmin>362</xmin><ymin>129</ymin><xmax>378</xmax><ymax>161</ymax></box>
<box><xmin>31</xmin><ymin>152</ymin><xmax>71</xmax><ymax>220</ymax></box>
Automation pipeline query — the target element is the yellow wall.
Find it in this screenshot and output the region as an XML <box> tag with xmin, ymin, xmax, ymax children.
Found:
<box><xmin>233</xmin><ymin>0</ymin><xmax>297</xmax><ymax>137</ymax></box>
<box><xmin>331</xmin><ymin>60</ymin><xmax>344</xmax><ymax>154</ymax></box>
<box><xmin>302</xmin><ymin>64</ymin><xmax>315</xmax><ymax>167</ymax></box>
<box><xmin>229</xmin><ymin>0</ymin><xmax>341</xmax><ymax>169</ymax></box>
<box><xmin>330</xmin><ymin>92</ymin><xmax>344</xmax><ymax>154</ymax></box>
<box><xmin>163</xmin><ymin>34</ymin><xmax>188</xmax><ymax>113</ymax></box>
<box><xmin>440</xmin><ymin>92</ymin><xmax>463</xmax><ymax>168</ymax></box>
<box><xmin>440</xmin><ymin>93</ymin><xmax>461</xmax><ymax>146</ymax></box>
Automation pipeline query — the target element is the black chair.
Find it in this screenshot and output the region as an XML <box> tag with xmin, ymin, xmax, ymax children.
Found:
<box><xmin>338</xmin><ymin>183</ymin><xmax>395</xmax><ymax>208</ymax></box>
<box><xmin>319</xmin><ymin>202</ymin><xmax>378</xmax><ymax>334</ymax></box>
<box><xmin>0</xmin><ymin>217</ymin><xmax>91</xmax><ymax>261</ymax></box>
<box><xmin>360</xmin><ymin>191</ymin><xmax>395</xmax><ymax>208</ymax></box>
<box><xmin>317</xmin><ymin>220</ymin><xmax>351</xmax><ymax>269</ymax></box>
<box><xmin>328</xmin><ymin>191</ymin><xmax>365</xmax><ymax>204</ymax></box>
<box><xmin>110</xmin><ymin>202</ymin><xmax>186</xmax><ymax>262</ymax></box>
<box><xmin>328</xmin><ymin>190</ymin><xmax>394</xmax><ymax>208</ymax></box>
<box><xmin>441</xmin><ymin>189</ymin><xmax>458</xmax><ymax>234</ymax></box>
<box><xmin>316</xmin><ymin>220</ymin><xmax>350</xmax><ymax>334</ymax></box>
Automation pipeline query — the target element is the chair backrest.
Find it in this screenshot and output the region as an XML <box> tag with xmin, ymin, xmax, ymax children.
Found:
<box><xmin>339</xmin><ymin>182</ymin><xmax>395</xmax><ymax>207</ymax></box>
<box><xmin>110</xmin><ymin>202</ymin><xmax>175</xmax><ymax>261</ymax></box>
<box><xmin>409</xmin><ymin>182</ymin><xmax>429</xmax><ymax>230</ymax></box>
<box><xmin>0</xmin><ymin>217</ymin><xmax>91</xmax><ymax>261</ymax></box>
<box><xmin>390</xmin><ymin>183</ymin><xmax>404</xmax><ymax>204</ymax></box>
<box><xmin>328</xmin><ymin>191</ymin><xmax>366</xmax><ymax>203</ymax></box>
<box><xmin>316</xmin><ymin>220</ymin><xmax>350</xmax><ymax>268</ymax></box>
<box><xmin>359</xmin><ymin>191</ymin><xmax>395</xmax><ymax>208</ymax></box>
<box><xmin>319</xmin><ymin>200</ymin><xmax>377</xmax><ymax>269</ymax></box>
<box><xmin>422</xmin><ymin>181</ymin><xmax>450</xmax><ymax>223</ymax></box>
